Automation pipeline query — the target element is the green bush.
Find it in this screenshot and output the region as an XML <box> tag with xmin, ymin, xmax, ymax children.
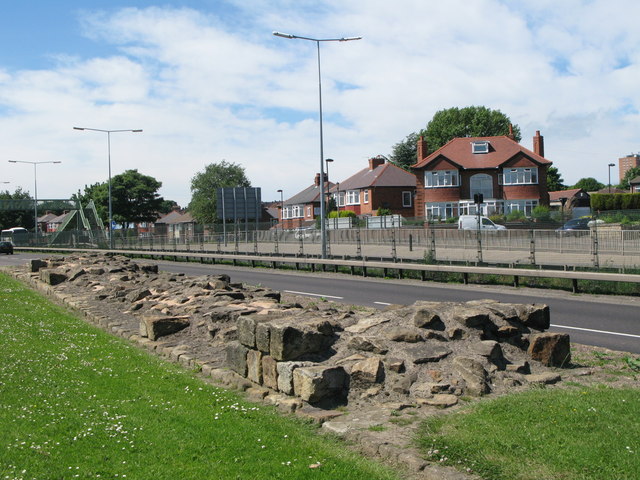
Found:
<box><xmin>531</xmin><ymin>205</ymin><xmax>551</xmax><ymax>222</ymax></box>
<box><xmin>377</xmin><ymin>207</ymin><xmax>391</xmax><ymax>216</ymax></box>
<box><xmin>489</xmin><ymin>214</ymin><xmax>505</xmax><ymax>224</ymax></box>
<box><xmin>506</xmin><ymin>210</ymin><xmax>527</xmax><ymax>222</ymax></box>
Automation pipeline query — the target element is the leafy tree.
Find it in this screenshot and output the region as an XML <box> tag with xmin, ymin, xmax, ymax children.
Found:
<box><xmin>75</xmin><ymin>171</ymin><xmax>164</xmax><ymax>228</ymax></box>
<box><xmin>546</xmin><ymin>166</ymin><xmax>566</xmax><ymax>192</ymax></box>
<box><xmin>573</xmin><ymin>177</ymin><xmax>605</xmax><ymax>192</ymax></box>
<box><xmin>389</xmin><ymin>106</ymin><xmax>521</xmax><ymax>169</ymax></box>
<box><xmin>159</xmin><ymin>199</ymin><xmax>180</xmax><ymax>214</ymax></box>
<box><xmin>189</xmin><ymin>160</ymin><xmax>251</xmax><ymax>224</ymax></box>
<box><xmin>0</xmin><ymin>188</ymin><xmax>34</xmax><ymax>230</ymax></box>
<box><xmin>619</xmin><ymin>166</ymin><xmax>640</xmax><ymax>190</ymax></box>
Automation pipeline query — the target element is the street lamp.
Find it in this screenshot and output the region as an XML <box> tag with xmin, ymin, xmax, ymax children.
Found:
<box><xmin>608</xmin><ymin>163</ymin><xmax>615</xmax><ymax>193</ymax></box>
<box><xmin>273</xmin><ymin>31</ymin><xmax>361</xmax><ymax>258</ymax></box>
<box><xmin>8</xmin><ymin>160</ymin><xmax>61</xmax><ymax>241</ymax></box>
<box><xmin>277</xmin><ymin>189</ymin><xmax>284</xmax><ymax>230</ymax></box>
<box><xmin>74</xmin><ymin>127</ymin><xmax>143</xmax><ymax>249</ymax></box>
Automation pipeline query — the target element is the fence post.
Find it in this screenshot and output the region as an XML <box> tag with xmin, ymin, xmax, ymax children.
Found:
<box><xmin>274</xmin><ymin>230</ymin><xmax>279</xmax><ymax>255</ymax></box>
<box><xmin>356</xmin><ymin>228</ymin><xmax>362</xmax><ymax>258</ymax></box>
<box><xmin>391</xmin><ymin>217</ymin><xmax>397</xmax><ymax>261</ymax></box>
<box><xmin>592</xmin><ymin>213</ymin><xmax>600</xmax><ymax>269</ymax></box>
<box><xmin>529</xmin><ymin>229</ymin><xmax>536</xmax><ymax>265</ymax></box>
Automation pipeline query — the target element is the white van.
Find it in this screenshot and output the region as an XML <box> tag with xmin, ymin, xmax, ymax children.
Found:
<box><xmin>458</xmin><ymin>215</ymin><xmax>506</xmax><ymax>231</ymax></box>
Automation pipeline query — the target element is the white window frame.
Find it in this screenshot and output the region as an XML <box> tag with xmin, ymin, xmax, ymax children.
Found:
<box><xmin>500</xmin><ymin>167</ymin><xmax>538</xmax><ymax>185</ymax></box>
<box><xmin>283</xmin><ymin>205</ymin><xmax>303</xmax><ymax>219</ymax></box>
<box><xmin>424</xmin><ymin>170</ymin><xmax>459</xmax><ymax>188</ymax></box>
<box><xmin>363</xmin><ymin>189</ymin><xmax>369</xmax><ymax>204</ymax></box>
<box><xmin>336</xmin><ymin>191</ymin><xmax>346</xmax><ymax>207</ymax></box>
<box><xmin>506</xmin><ymin>199</ymin><xmax>538</xmax><ymax>216</ymax></box>
<box><xmin>402</xmin><ymin>191</ymin><xmax>412</xmax><ymax>207</ymax></box>
<box><xmin>425</xmin><ymin>202</ymin><xmax>458</xmax><ymax>220</ymax></box>
<box><xmin>346</xmin><ymin>190</ymin><xmax>360</xmax><ymax>205</ymax></box>
<box><xmin>471</xmin><ymin>141</ymin><xmax>489</xmax><ymax>154</ymax></box>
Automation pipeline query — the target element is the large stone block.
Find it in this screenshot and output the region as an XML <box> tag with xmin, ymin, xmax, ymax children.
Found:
<box><xmin>141</xmin><ymin>315</ymin><xmax>190</xmax><ymax>341</ymax></box>
<box><xmin>255</xmin><ymin>322</ymin><xmax>271</xmax><ymax>353</ymax></box>
<box><xmin>269</xmin><ymin>321</ymin><xmax>335</xmax><ymax>361</ymax></box>
<box><xmin>293</xmin><ymin>366</ymin><xmax>348</xmax><ymax>403</ymax></box>
<box><xmin>528</xmin><ymin>332</ymin><xmax>571</xmax><ymax>366</ymax></box>
<box><xmin>29</xmin><ymin>259</ymin><xmax>48</xmax><ymax>273</ymax></box>
<box><xmin>247</xmin><ymin>349</ymin><xmax>263</xmax><ymax>384</ymax></box>
<box><xmin>351</xmin><ymin>357</ymin><xmax>384</xmax><ymax>384</ymax></box>
<box><xmin>261</xmin><ymin>355</ymin><xmax>278</xmax><ymax>390</ymax></box>
<box><xmin>39</xmin><ymin>269</ymin><xmax>67</xmax><ymax>286</ymax></box>
<box><xmin>453</xmin><ymin>356</ymin><xmax>489</xmax><ymax>396</ymax></box>
<box><xmin>277</xmin><ymin>361</ymin><xmax>312</xmax><ymax>395</ymax></box>
<box><xmin>412</xmin><ymin>308</ymin><xmax>445</xmax><ymax>330</ymax></box>
<box><xmin>519</xmin><ymin>304</ymin><xmax>551</xmax><ymax>331</ymax></box>
<box><xmin>225</xmin><ymin>342</ymin><xmax>249</xmax><ymax>377</ymax></box>
<box><xmin>237</xmin><ymin>316</ymin><xmax>257</xmax><ymax>348</ymax></box>
<box><xmin>451</xmin><ymin>307</ymin><xmax>491</xmax><ymax>328</ymax></box>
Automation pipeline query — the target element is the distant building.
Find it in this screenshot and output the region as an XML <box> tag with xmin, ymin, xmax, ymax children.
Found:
<box><xmin>618</xmin><ymin>153</ymin><xmax>640</xmax><ymax>182</ymax></box>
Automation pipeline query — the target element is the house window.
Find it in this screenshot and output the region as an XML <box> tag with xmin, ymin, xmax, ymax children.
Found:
<box><xmin>506</xmin><ymin>199</ymin><xmax>538</xmax><ymax>216</ymax></box>
<box><xmin>283</xmin><ymin>205</ymin><xmax>303</xmax><ymax>219</ymax></box>
<box><xmin>402</xmin><ymin>191</ymin><xmax>412</xmax><ymax>207</ymax></box>
<box><xmin>470</xmin><ymin>173</ymin><xmax>493</xmax><ymax>200</ymax></box>
<box><xmin>335</xmin><ymin>191</ymin><xmax>345</xmax><ymax>207</ymax></box>
<box><xmin>425</xmin><ymin>202</ymin><xmax>458</xmax><ymax>220</ymax></box>
<box><xmin>424</xmin><ymin>170</ymin><xmax>459</xmax><ymax>188</ymax></box>
<box><xmin>346</xmin><ymin>190</ymin><xmax>360</xmax><ymax>205</ymax></box>
<box><xmin>306</xmin><ymin>206</ymin><xmax>312</xmax><ymax>217</ymax></box>
<box><xmin>471</xmin><ymin>141</ymin><xmax>489</xmax><ymax>154</ymax></box>
<box><xmin>363</xmin><ymin>189</ymin><xmax>369</xmax><ymax>204</ymax></box>
<box><xmin>500</xmin><ymin>167</ymin><xmax>538</xmax><ymax>185</ymax></box>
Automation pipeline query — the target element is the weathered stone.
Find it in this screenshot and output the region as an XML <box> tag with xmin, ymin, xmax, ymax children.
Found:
<box><xmin>276</xmin><ymin>361</ymin><xmax>313</xmax><ymax>395</ymax></box>
<box><xmin>447</xmin><ymin>327</ymin><xmax>466</xmax><ymax>340</ymax></box>
<box><xmin>386</xmin><ymin>358</ymin><xmax>405</xmax><ymax>373</ymax></box>
<box><xmin>413</xmin><ymin>308</ymin><xmax>445</xmax><ymax>330</ymax></box>
<box><xmin>497</xmin><ymin>325</ymin><xmax>520</xmax><ymax>337</ymax></box>
<box><xmin>471</xmin><ymin>340</ymin><xmax>505</xmax><ymax>367</ymax></box>
<box><xmin>526</xmin><ymin>372</ymin><xmax>561</xmax><ymax>385</ymax></box>
<box><xmin>451</xmin><ymin>306</ymin><xmax>491</xmax><ymax>328</ymax></box>
<box><xmin>506</xmin><ymin>361</ymin><xmax>530</xmax><ymax>374</ymax></box>
<box><xmin>269</xmin><ymin>322</ymin><xmax>334</xmax><ymax>361</ymax></box>
<box><xmin>126</xmin><ymin>288</ymin><xmax>152</xmax><ymax>303</ymax></box>
<box><xmin>255</xmin><ymin>322</ymin><xmax>271</xmax><ymax>353</ymax></box>
<box><xmin>225</xmin><ymin>341</ymin><xmax>249</xmax><ymax>376</ymax></box>
<box><xmin>67</xmin><ymin>268</ymin><xmax>86</xmax><ymax>281</ymax></box>
<box><xmin>528</xmin><ymin>332</ymin><xmax>571</xmax><ymax>366</ymax></box>
<box><xmin>519</xmin><ymin>304</ymin><xmax>551</xmax><ymax>330</ymax></box>
<box><xmin>351</xmin><ymin>357</ymin><xmax>384</xmax><ymax>384</ymax></box>
<box><xmin>142</xmin><ymin>315</ymin><xmax>190</xmax><ymax>340</ymax></box>
<box><xmin>39</xmin><ymin>269</ymin><xmax>67</xmax><ymax>285</ymax></box>
<box><xmin>246</xmin><ymin>349</ymin><xmax>263</xmax><ymax>384</ymax></box>
<box><xmin>86</xmin><ymin>267</ymin><xmax>106</xmax><ymax>275</ymax></box>
<box><xmin>344</xmin><ymin>315</ymin><xmax>390</xmax><ymax>333</ymax></box>
<box><xmin>387</xmin><ymin>327</ymin><xmax>424</xmax><ymax>343</ymax></box>
<box><xmin>419</xmin><ymin>394</ymin><xmax>458</xmax><ymax>408</ymax></box>
<box><xmin>237</xmin><ymin>316</ymin><xmax>257</xmax><ymax>348</ymax></box>
<box><xmin>348</xmin><ymin>336</ymin><xmax>388</xmax><ymax>354</ymax></box>
<box><xmin>261</xmin><ymin>355</ymin><xmax>278</xmax><ymax>390</ymax></box>
<box><xmin>29</xmin><ymin>259</ymin><xmax>48</xmax><ymax>272</ymax></box>
<box><xmin>293</xmin><ymin>366</ymin><xmax>348</xmax><ymax>403</ymax></box>
<box><xmin>453</xmin><ymin>356</ymin><xmax>489</xmax><ymax>396</ymax></box>
<box><xmin>406</xmin><ymin>345</ymin><xmax>452</xmax><ymax>364</ymax></box>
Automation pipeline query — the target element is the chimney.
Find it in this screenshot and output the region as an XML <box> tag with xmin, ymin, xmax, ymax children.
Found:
<box><xmin>314</xmin><ymin>173</ymin><xmax>321</xmax><ymax>186</ymax></box>
<box><xmin>507</xmin><ymin>124</ymin><xmax>515</xmax><ymax>140</ymax></box>
<box><xmin>368</xmin><ymin>155</ymin><xmax>385</xmax><ymax>170</ymax></box>
<box><xmin>533</xmin><ymin>130</ymin><xmax>545</xmax><ymax>157</ymax></box>
<box><xmin>417</xmin><ymin>136</ymin><xmax>428</xmax><ymax>163</ymax></box>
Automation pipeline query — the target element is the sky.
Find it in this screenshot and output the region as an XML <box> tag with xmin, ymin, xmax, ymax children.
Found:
<box><xmin>1</xmin><ymin>0</ymin><xmax>639</xmax><ymax>207</ymax></box>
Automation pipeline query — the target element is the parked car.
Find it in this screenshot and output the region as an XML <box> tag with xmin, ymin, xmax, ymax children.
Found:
<box><xmin>555</xmin><ymin>218</ymin><xmax>591</xmax><ymax>232</ymax></box>
<box><xmin>0</xmin><ymin>241</ymin><xmax>14</xmax><ymax>254</ymax></box>
<box><xmin>293</xmin><ymin>226</ymin><xmax>317</xmax><ymax>239</ymax></box>
<box><xmin>458</xmin><ymin>215</ymin><xmax>506</xmax><ymax>231</ymax></box>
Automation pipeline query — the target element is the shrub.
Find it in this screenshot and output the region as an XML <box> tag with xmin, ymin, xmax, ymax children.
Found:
<box><xmin>506</xmin><ymin>210</ymin><xmax>527</xmax><ymax>222</ymax></box>
<box><xmin>531</xmin><ymin>205</ymin><xmax>551</xmax><ymax>222</ymax></box>
<box><xmin>377</xmin><ymin>207</ymin><xmax>391</xmax><ymax>216</ymax></box>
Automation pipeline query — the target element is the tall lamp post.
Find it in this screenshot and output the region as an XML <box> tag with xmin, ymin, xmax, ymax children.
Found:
<box><xmin>277</xmin><ymin>189</ymin><xmax>284</xmax><ymax>230</ymax></box>
<box><xmin>273</xmin><ymin>31</ymin><xmax>361</xmax><ymax>258</ymax></box>
<box><xmin>8</xmin><ymin>160</ymin><xmax>61</xmax><ymax>241</ymax></box>
<box><xmin>325</xmin><ymin>158</ymin><xmax>334</xmax><ymax>214</ymax></box>
<box><xmin>608</xmin><ymin>163</ymin><xmax>615</xmax><ymax>193</ymax></box>
<box><xmin>74</xmin><ymin>127</ymin><xmax>143</xmax><ymax>249</ymax></box>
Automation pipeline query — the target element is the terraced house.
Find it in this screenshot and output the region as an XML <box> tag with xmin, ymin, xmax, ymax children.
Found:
<box><xmin>412</xmin><ymin>130</ymin><xmax>552</xmax><ymax>220</ymax></box>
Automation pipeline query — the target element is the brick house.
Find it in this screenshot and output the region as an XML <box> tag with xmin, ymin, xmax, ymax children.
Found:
<box><xmin>330</xmin><ymin>156</ymin><xmax>416</xmax><ymax>217</ymax></box>
<box><xmin>280</xmin><ymin>173</ymin><xmax>333</xmax><ymax>229</ymax></box>
<box><xmin>154</xmin><ymin>209</ymin><xmax>196</xmax><ymax>240</ymax></box>
<box><xmin>412</xmin><ymin>131</ymin><xmax>552</xmax><ymax>220</ymax></box>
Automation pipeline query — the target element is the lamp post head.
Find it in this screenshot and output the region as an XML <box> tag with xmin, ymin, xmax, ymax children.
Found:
<box><xmin>608</xmin><ymin>163</ymin><xmax>615</xmax><ymax>167</ymax></box>
<box><xmin>325</xmin><ymin>158</ymin><xmax>334</xmax><ymax>163</ymax></box>
<box><xmin>273</xmin><ymin>31</ymin><xmax>295</xmax><ymax>39</ymax></box>
<box><xmin>277</xmin><ymin>189</ymin><xmax>283</xmax><ymax>193</ymax></box>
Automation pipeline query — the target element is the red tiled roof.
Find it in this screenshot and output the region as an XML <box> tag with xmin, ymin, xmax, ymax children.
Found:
<box><xmin>548</xmin><ymin>189</ymin><xmax>585</xmax><ymax>202</ymax></box>
<box><xmin>331</xmin><ymin>161</ymin><xmax>415</xmax><ymax>192</ymax></box>
<box><xmin>412</xmin><ymin>135</ymin><xmax>551</xmax><ymax>170</ymax></box>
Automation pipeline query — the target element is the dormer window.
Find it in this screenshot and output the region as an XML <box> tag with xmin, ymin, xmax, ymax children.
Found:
<box><xmin>471</xmin><ymin>141</ymin><xmax>489</xmax><ymax>154</ymax></box>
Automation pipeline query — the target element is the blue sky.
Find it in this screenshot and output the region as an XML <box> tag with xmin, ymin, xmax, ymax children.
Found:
<box><xmin>1</xmin><ymin>0</ymin><xmax>640</xmax><ymax>207</ymax></box>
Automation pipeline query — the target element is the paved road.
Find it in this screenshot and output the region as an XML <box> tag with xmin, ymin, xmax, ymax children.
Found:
<box><xmin>2</xmin><ymin>252</ymin><xmax>639</xmax><ymax>354</ymax></box>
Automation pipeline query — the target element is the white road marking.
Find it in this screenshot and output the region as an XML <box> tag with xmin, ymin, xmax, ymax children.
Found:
<box><xmin>374</xmin><ymin>301</ymin><xmax>392</xmax><ymax>306</ymax></box>
<box><xmin>552</xmin><ymin>324</ymin><xmax>640</xmax><ymax>339</ymax></box>
<box><xmin>284</xmin><ymin>290</ymin><xmax>343</xmax><ymax>300</ymax></box>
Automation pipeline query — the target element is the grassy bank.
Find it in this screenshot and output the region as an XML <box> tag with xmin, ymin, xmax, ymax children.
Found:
<box><xmin>417</xmin><ymin>385</ymin><xmax>640</xmax><ymax>479</ymax></box>
<box><xmin>0</xmin><ymin>272</ymin><xmax>398</xmax><ymax>480</ymax></box>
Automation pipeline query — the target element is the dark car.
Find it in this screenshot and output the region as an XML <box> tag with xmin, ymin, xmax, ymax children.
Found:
<box><xmin>0</xmin><ymin>241</ymin><xmax>14</xmax><ymax>254</ymax></box>
<box><xmin>555</xmin><ymin>217</ymin><xmax>591</xmax><ymax>233</ymax></box>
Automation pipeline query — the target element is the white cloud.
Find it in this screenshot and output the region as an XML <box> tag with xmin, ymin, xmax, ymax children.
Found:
<box><xmin>1</xmin><ymin>0</ymin><xmax>640</xmax><ymax>209</ymax></box>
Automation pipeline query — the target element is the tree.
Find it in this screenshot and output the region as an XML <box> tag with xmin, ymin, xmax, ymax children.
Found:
<box><xmin>389</xmin><ymin>106</ymin><xmax>521</xmax><ymax>169</ymax></box>
<box><xmin>546</xmin><ymin>166</ymin><xmax>566</xmax><ymax>192</ymax></box>
<box><xmin>75</xmin><ymin>170</ymin><xmax>164</xmax><ymax>228</ymax></box>
<box><xmin>572</xmin><ymin>177</ymin><xmax>605</xmax><ymax>192</ymax></box>
<box><xmin>159</xmin><ymin>199</ymin><xmax>180</xmax><ymax>214</ymax></box>
<box><xmin>0</xmin><ymin>188</ymin><xmax>34</xmax><ymax>230</ymax></box>
<box><xmin>189</xmin><ymin>160</ymin><xmax>251</xmax><ymax>224</ymax></box>
<box><xmin>619</xmin><ymin>166</ymin><xmax>640</xmax><ymax>190</ymax></box>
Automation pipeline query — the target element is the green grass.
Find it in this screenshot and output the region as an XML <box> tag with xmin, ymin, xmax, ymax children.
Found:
<box><xmin>0</xmin><ymin>273</ymin><xmax>399</xmax><ymax>480</ymax></box>
<box><xmin>417</xmin><ymin>386</ymin><xmax>640</xmax><ymax>480</ymax></box>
